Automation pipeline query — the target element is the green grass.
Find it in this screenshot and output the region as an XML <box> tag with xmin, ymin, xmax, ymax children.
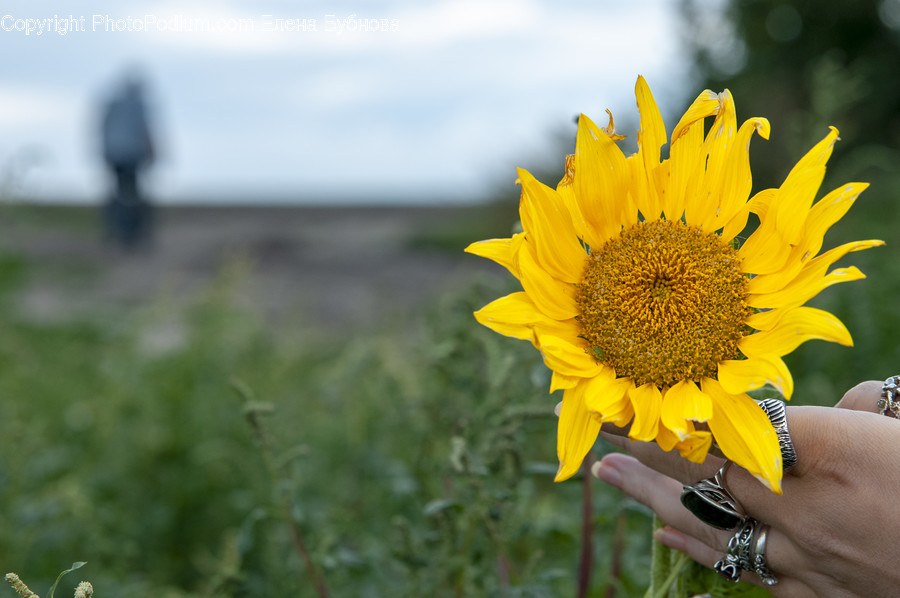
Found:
<box><xmin>0</xmin><ymin>189</ymin><xmax>896</xmax><ymax>597</ymax></box>
<box><xmin>0</xmin><ymin>253</ymin><xmax>656</xmax><ymax>597</ymax></box>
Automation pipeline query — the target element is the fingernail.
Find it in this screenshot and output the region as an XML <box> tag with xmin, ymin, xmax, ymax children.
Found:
<box><xmin>591</xmin><ymin>460</ymin><xmax>622</xmax><ymax>489</ymax></box>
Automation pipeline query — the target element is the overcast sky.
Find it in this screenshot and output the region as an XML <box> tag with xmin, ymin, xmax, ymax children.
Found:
<box><xmin>0</xmin><ymin>1</ymin><xmax>695</xmax><ymax>205</ymax></box>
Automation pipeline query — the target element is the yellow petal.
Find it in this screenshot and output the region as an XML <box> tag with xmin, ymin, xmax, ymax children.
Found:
<box><xmin>801</xmin><ymin>183</ymin><xmax>868</xmax><ymax>257</ymax></box>
<box><xmin>746</xmin><ymin>183</ymin><xmax>870</xmax><ymax>295</ymax></box>
<box><xmin>748</xmin><ymin>240</ymin><xmax>883</xmax><ymax>308</ymax></box>
<box><xmin>464</xmin><ymin>233</ymin><xmax>525</xmax><ymax>278</ymax></box>
<box><xmin>718</xmin><ymin>354</ymin><xmax>794</xmax><ymax>399</ymax></box>
<box><xmin>627</xmin><ymin>383</ymin><xmax>663</xmax><ymax>442</ymax></box>
<box><xmin>532</xmin><ymin>317</ymin><xmax>581</xmax><ymax>342</ymax></box>
<box><xmin>473</xmin><ymin>291</ymin><xmax>546</xmax><ymax>340</ymax></box>
<box><xmin>655</xmin><ymin>421</ymin><xmax>680</xmax><ymax>452</ymax></box>
<box><xmin>738</xmin><ymin>306</ymin><xmax>852</xmax><ymax>358</ymax></box>
<box><xmin>715</xmin><ymin>117</ymin><xmax>770</xmax><ymax>228</ymax></box>
<box><xmin>636</xmin><ymin>75</ymin><xmax>667</xmax><ymax>161</ymax></box>
<box><xmin>661</xmin><ymin>380</ymin><xmax>713</xmax><ymax>440</ymax></box>
<box><xmin>555</xmin><ymin>383</ymin><xmax>602</xmax><ymax>481</ymax></box>
<box><xmin>711</xmin><ymin>117</ymin><xmax>770</xmax><ymax>239</ymax></box>
<box><xmin>699</xmin><ymin>92</ymin><xmax>760</xmax><ymax>230</ymax></box>
<box><xmin>667</xmin><ymin>89</ymin><xmax>720</xmax><ymax>221</ymax></box>
<box><xmin>719</xmin><ymin>203</ymin><xmax>751</xmax><ymax>244</ymax></box>
<box><xmin>739</xmin><ymin>189</ymin><xmax>793</xmax><ymax>275</ymax></box>
<box><xmin>675</xmin><ymin>430</ymin><xmax>714</xmax><ymax>464</ymax></box>
<box><xmin>748</xmin><ymin>187</ymin><xmax>776</xmax><ymax>218</ymax></box>
<box><xmin>671</xmin><ymin>89</ymin><xmax>720</xmax><ymax>143</ymax></box>
<box><xmin>686</xmin><ymin>90</ymin><xmax>738</xmax><ymax>230</ymax></box>
<box><xmin>517</xmin><ymin>241</ymin><xmax>580</xmax><ymax>320</ymax></box>
<box><xmin>772</xmin><ymin>128</ymin><xmax>839</xmax><ymax>244</ymax></box>
<box><xmin>702</xmin><ymin>378</ymin><xmax>783</xmax><ymax>493</ymax></box>
<box><xmin>656</xmin><ymin>421</ymin><xmax>714</xmax><ymax>463</ymax></box>
<box><xmin>665</xmin><ymin>116</ymin><xmax>704</xmax><ymax>221</ymax></box>
<box><xmin>537</xmin><ymin>334</ymin><xmax>604</xmax><ymax>379</ymax></box>
<box><xmin>583</xmin><ymin>371</ymin><xmax>635</xmax><ymax>426</ymax></box>
<box><xmin>739</xmin><ymin>224</ymin><xmax>792</xmax><ymax>275</ymax></box>
<box><xmin>557</xmin><ymin>175</ymin><xmax>604</xmax><ymax>250</ymax></box>
<box><xmin>759</xmin><ymin>266</ymin><xmax>866</xmax><ymax>310</ymax></box>
<box><xmin>574</xmin><ymin>112</ymin><xmax>629</xmax><ymax>243</ymax></box>
<box><xmin>635</xmin><ymin>75</ymin><xmax>666</xmax><ymax>219</ymax></box>
<box><xmin>550</xmin><ymin>371</ymin><xmax>581</xmax><ymax>392</ymax></box>
<box><xmin>626</xmin><ymin>153</ymin><xmax>653</xmax><ymax>222</ymax></box>
<box><xmin>745</xmin><ymin>307</ymin><xmax>786</xmax><ymax>331</ymax></box>
<box><xmin>518</xmin><ymin>168</ymin><xmax>586</xmax><ymax>283</ymax></box>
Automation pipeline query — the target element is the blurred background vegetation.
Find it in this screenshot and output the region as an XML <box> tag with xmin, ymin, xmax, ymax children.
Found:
<box><xmin>2</xmin><ymin>1</ymin><xmax>900</xmax><ymax>597</ymax></box>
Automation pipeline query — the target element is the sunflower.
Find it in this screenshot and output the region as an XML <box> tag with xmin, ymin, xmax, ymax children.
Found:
<box><xmin>465</xmin><ymin>76</ymin><xmax>883</xmax><ymax>493</ymax></box>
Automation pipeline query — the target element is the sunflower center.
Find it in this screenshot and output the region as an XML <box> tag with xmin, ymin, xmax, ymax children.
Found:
<box><xmin>576</xmin><ymin>219</ymin><xmax>750</xmax><ymax>387</ymax></box>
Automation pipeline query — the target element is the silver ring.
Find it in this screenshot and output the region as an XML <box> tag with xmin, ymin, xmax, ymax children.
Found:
<box><xmin>714</xmin><ymin>518</ymin><xmax>756</xmax><ymax>582</ymax></box>
<box><xmin>878</xmin><ymin>376</ymin><xmax>900</xmax><ymax>419</ymax></box>
<box><xmin>680</xmin><ymin>461</ymin><xmax>746</xmax><ymax>530</ymax></box>
<box><xmin>757</xmin><ymin>398</ymin><xmax>797</xmax><ymax>471</ymax></box>
<box><xmin>752</xmin><ymin>523</ymin><xmax>778</xmax><ymax>586</ymax></box>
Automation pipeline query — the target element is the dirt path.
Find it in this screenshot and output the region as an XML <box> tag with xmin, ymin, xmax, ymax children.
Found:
<box><xmin>1</xmin><ymin>205</ymin><xmax>505</xmax><ymax>334</ymax></box>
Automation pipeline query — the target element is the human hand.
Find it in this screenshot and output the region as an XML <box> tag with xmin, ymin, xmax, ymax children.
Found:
<box><xmin>591</xmin><ymin>380</ymin><xmax>900</xmax><ymax>597</ymax></box>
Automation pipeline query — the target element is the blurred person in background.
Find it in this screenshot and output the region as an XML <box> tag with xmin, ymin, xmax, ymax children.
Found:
<box><xmin>99</xmin><ymin>69</ymin><xmax>156</xmax><ymax>250</ymax></box>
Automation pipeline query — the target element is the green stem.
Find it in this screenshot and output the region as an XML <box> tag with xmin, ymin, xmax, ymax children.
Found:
<box><xmin>644</xmin><ymin>552</ymin><xmax>690</xmax><ymax>598</ymax></box>
<box><xmin>577</xmin><ymin>454</ymin><xmax>595</xmax><ymax>598</ymax></box>
<box><xmin>649</xmin><ymin>516</ymin><xmax>671</xmax><ymax>594</ymax></box>
<box><xmin>232</xmin><ymin>379</ymin><xmax>330</xmax><ymax>598</ymax></box>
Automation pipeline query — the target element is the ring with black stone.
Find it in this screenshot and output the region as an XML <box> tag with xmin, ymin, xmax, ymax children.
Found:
<box><xmin>680</xmin><ymin>461</ymin><xmax>746</xmax><ymax>531</ymax></box>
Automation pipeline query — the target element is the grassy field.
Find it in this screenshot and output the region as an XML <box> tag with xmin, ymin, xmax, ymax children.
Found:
<box><xmin>0</xmin><ymin>198</ymin><xmax>896</xmax><ymax>597</ymax></box>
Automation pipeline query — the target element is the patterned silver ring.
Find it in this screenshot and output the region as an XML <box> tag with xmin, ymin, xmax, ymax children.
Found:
<box><xmin>757</xmin><ymin>398</ymin><xmax>797</xmax><ymax>472</ymax></box>
<box><xmin>878</xmin><ymin>376</ymin><xmax>900</xmax><ymax>419</ymax></box>
<box><xmin>680</xmin><ymin>461</ymin><xmax>746</xmax><ymax>531</ymax></box>
<box><xmin>752</xmin><ymin>523</ymin><xmax>779</xmax><ymax>586</ymax></box>
<box><xmin>714</xmin><ymin>518</ymin><xmax>756</xmax><ymax>582</ymax></box>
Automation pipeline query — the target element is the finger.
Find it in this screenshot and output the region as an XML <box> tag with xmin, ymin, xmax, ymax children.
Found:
<box><xmin>596</xmin><ymin>422</ymin><xmax>725</xmax><ymax>459</ymax></box>
<box><xmin>652</xmin><ymin>526</ymin><xmax>762</xmax><ymax>587</ymax></box>
<box><xmin>599</xmin><ymin>429</ymin><xmax>724</xmax><ymax>482</ymax></box>
<box><xmin>594</xmin><ymin>453</ymin><xmax>809</xmax><ymax>588</ymax></box>
<box><xmin>834</xmin><ymin>380</ymin><xmax>882</xmax><ymax>412</ymax></box>
<box><xmin>599</xmin><ymin>406</ymin><xmax>836</xmax><ymax>529</ymax></box>
<box><xmin>593</xmin><ymin>453</ymin><xmax>733</xmax><ymax>550</ymax></box>
<box><xmin>596</xmin><ymin>408</ymin><xmax>805</xmax><ymax>534</ymax></box>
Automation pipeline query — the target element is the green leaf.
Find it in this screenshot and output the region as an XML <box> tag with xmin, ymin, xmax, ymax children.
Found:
<box><xmin>47</xmin><ymin>562</ymin><xmax>86</xmax><ymax>598</ymax></box>
<box><xmin>422</xmin><ymin>499</ymin><xmax>462</xmax><ymax>517</ymax></box>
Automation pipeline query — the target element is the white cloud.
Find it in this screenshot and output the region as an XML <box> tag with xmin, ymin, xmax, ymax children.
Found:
<box><xmin>0</xmin><ymin>0</ymin><xmax>692</xmax><ymax>203</ymax></box>
<box><xmin>302</xmin><ymin>68</ymin><xmax>387</xmax><ymax>109</ymax></box>
<box><xmin>296</xmin><ymin>0</ymin><xmax>684</xmax><ymax>111</ymax></box>
<box><xmin>0</xmin><ymin>86</ymin><xmax>75</xmax><ymax>128</ymax></box>
<box><xmin>394</xmin><ymin>0</ymin><xmax>542</xmax><ymax>46</ymax></box>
